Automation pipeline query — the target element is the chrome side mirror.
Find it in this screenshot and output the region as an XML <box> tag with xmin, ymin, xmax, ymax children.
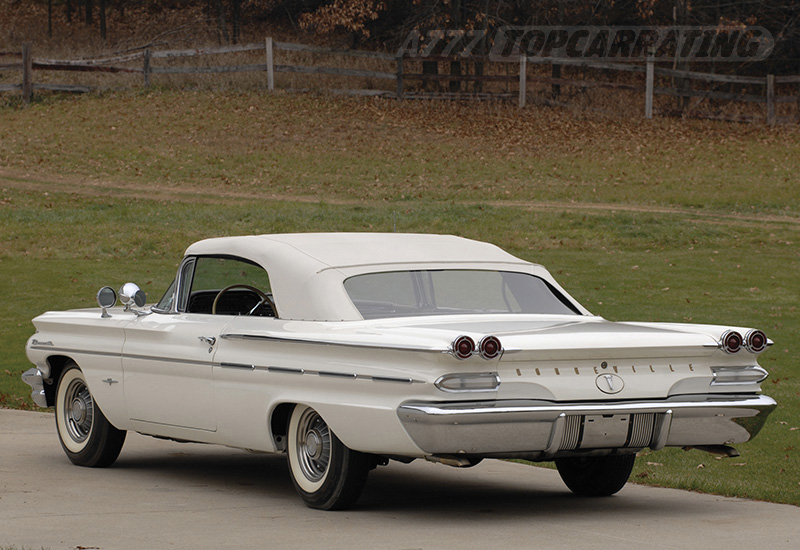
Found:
<box><xmin>119</xmin><ymin>282</ymin><xmax>147</xmax><ymax>311</ymax></box>
<box><xmin>97</xmin><ymin>286</ymin><xmax>117</xmax><ymax>318</ymax></box>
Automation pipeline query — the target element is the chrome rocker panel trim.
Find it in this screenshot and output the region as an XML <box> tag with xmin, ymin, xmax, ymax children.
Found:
<box><xmin>397</xmin><ymin>394</ymin><xmax>777</xmax><ymax>458</ymax></box>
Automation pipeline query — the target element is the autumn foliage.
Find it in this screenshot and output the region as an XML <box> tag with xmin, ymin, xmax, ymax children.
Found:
<box><xmin>3</xmin><ymin>1</ymin><xmax>799</xmax><ymax>74</ymax></box>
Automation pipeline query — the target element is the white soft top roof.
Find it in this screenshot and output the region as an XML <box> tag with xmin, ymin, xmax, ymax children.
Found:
<box><xmin>186</xmin><ymin>233</ymin><xmax>529</xmax><ymax>270</ymax></box>
<box><xmin>184</xmin><ymin>233</ymin><xmax>565</xmax><ymax>321</ymax></box>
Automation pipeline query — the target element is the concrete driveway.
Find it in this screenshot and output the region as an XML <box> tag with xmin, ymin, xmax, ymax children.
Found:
<box><xmin>1</xmin><ymin>409</ymin><xmax>798</xmax><ymax>550</ymax></box>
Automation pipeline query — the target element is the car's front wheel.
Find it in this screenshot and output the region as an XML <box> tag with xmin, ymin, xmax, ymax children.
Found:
<box><xmin>555</xmin><ymin>454</ymin><xmax>636</xmax><ymax>496</ymax></box>
<box><xmin>287</xmin><ymin>405</ymin><xmax>370</xmax><ymax>510</ymax></box>
<box><xmin>55</xmin><ymin>363</ymin><xmax>126</xmax><ymax>467</ymax></box>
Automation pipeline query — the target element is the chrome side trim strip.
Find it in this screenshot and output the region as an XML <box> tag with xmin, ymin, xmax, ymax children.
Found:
<box><xmin>217</xmin><ymin>363</ymin><xmax>422</xmax><ymax>384</ymax></box>
<box><xmin>266</xmin><ymin>366</ymin><xmax>304</xmax><ymax>375</ymax></box>
<box><xmin>219</xmin><ymin>362</ymin><xmax>255</xmax><ymax>370</ymax></box>
<box><xmin>220</xmin><ymin>333</ymin><xmax>447</xmax><ymax>353</ymax></box>
<box><xmin>29</xmin><ymin>346</ymin><xmax>211</xmax><ymax>368</ymax></box>
<box><xmin>319</xmin><ymin>371</ymin><xmax>358</xmax><ymax>379</ymax></box>
<box><xmin>29</xmin><ymin>346</ymin><xmax>122</xmax><ymax>358</ymax></box>
<box><xmin>31</xmin><ymin>346</ymin><xmax>422</xmax><ymax>383</ymax></box>
<box><xmin>125</xmin><ymin>354</ymin><xmax>210</xmax><ymax>367</ymax></box>
<box><xmin>131</xmin><ymin>419</ymin><xmax>216</xmax><ymax>433</ymax></box>
<box><xmin>372</xmin><ymin>375</ymin><xmax>415</xmax><ymax>384</ymax></box>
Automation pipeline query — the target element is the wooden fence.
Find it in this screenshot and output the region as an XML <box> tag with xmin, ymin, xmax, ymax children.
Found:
<box><xmin>1</xmin><ymin>40</ymin><xmax>798</xmax><ymax>124</ymax></box>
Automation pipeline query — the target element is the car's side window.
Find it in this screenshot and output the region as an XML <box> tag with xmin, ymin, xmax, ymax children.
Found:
<box><xmin>181</xmin><ymin>256</ymin><xmax>275</xmax><ymax>316</ymax></box>
<box><xmin>153</xmin><ymin>279</ymin><xmax>177</xmax><ymax>312</ymax></box>
<box><xmin>176</xmin><ymin>257</ymin><xmax>197</xmax><ymax>312</ymax></box>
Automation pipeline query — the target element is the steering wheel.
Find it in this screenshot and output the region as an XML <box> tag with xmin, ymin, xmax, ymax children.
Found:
<box><xmin>212</xmin><ymin>284</ymin><xmax>277</xmax><ymax>316</ymax></box>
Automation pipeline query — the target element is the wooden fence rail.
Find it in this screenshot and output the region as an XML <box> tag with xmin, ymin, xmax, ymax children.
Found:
<box><xmin>2</xmin><ymin>40</ymin><xmax>798</xmax><ymax>124</ymax></box>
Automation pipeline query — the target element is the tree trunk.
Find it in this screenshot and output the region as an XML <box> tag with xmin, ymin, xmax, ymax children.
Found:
<box><xmin>473</xmin><ymin>0</ymin><xmax>491</xmax><ymax>93</ymax></box>
<box><xmin>85</xmin><ymin>0</ymin><xmax>93</xmax><ymax>25</ymax></box>
<box><xmin>99</xmin><ymin>0</ymin><xmax>107</xmax><ymax>40</ymax></box>
<box><xmin>231</xmin><ymin>0</ymin><xmax>241</xmax><ymax>44</ymax></box>
<box><xmin>215</xmin><ymin>0</ymin><xmax>230</xmax><ymax>44</ymax></box>
<box><xmin>449</xmin><ymin>0</ymin><xmax>464</xmax><ymax>92</ymax></box>
<box><xmin>552</xmin><ymin>0</ymin><xmax>566</xmax><ymax>98</ymax></box>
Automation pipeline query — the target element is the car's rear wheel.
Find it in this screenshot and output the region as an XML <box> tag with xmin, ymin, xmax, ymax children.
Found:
<box><xmin>55</xmin><ymin>363</ymin><xmax>126</xmax><ymax>467</ymax></box>
<box><xmin>287</xmin><ymin>405</ymin><xmax>370</xmax><ymax>510</ymax></box>
<box><xmin>555</xmin><ymin>454</ymin><xmax>636</xmax><ymax>496</ymax></box>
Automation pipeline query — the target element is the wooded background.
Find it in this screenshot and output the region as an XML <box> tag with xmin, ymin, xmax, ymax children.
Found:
<box><xmin>2</xmin><ymin>1</ymin><xmax>799</xmax><ymax>122</ymax></box>
<box><xmin>11</xmin><ymin>1</ymin><xmax>800</xmax><ymax>76</ymax></box>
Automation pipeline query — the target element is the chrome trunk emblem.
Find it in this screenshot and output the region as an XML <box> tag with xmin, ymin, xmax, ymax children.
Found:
<box><xmin>596</xmin><ymin>373</ymin><xmax>624</xmax><ymax>394</ymax></box>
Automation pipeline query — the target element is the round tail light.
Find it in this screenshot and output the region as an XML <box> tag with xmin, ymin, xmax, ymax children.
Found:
<box><xmin>720</xmin><ymin>330</ymin><xmax>743</xmax><ymax>354</ymax></box>
<box><xmin>479</xmin><ymin>336</ymin><xmax>502</xmax><ymax>360</ymax></box>
<box><xmin>452</xmin><ymin>336</ymin><xmax>475</xmax><ymax>359</ymax></box>
<box><xmin>745</xmin><ymin>329</ymin><xmax>767</xmax><ymax>353</ymax></box>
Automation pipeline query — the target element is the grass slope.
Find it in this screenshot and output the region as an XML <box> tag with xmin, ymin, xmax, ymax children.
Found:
<box><xmin>1</xmin><ymin>90</ymin><xmax>798</xmax><ymax>505</ymax></box>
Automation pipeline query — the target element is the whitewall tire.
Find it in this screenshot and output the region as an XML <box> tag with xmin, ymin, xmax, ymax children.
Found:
<box><xmin>55</xmin><ymin>363</ymin><xmax>126</xmax><ymax>467</ymax></box>
<box><xmin>287</xmin><ymin>405</ymin><xmax>371</xmax><ymax>510</ymax></box>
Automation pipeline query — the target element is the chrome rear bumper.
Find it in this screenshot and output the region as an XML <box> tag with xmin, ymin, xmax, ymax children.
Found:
<box><xmin>397</xmin><ymin>394</ymin><xmax>776</xmax><ymax>457</ymax></box>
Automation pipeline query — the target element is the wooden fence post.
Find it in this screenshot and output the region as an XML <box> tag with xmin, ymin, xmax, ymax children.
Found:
<box><xmin>796</xmin><ymin>78</ymin><xmax>800</xmax><ymax>124</ymax></box>
<box><xmin>265</xmin><ymin>37</ymin><xmax>274</xmax><ymax>91</ymax></box>
<box><xmin>396</xmin><ymin>55</ymin><xmax>403</xmax><ymax>100</ymax></box>
<box><xmin>22</xmin><ymin>42</ymin><xmax>32</xmax><ymax>104</ymax></box>
<box><xmin>766</xmin><ymin>74</ymin><xmax>775</xmax><ymax>126</ymax></box>
<box><xmin>796</xmin><ymin>77</ymin><xmax>800</xmax><ymax>124</ymax></box>
<box><xmin>645</xmin><ymin>47</ymin><xmax>654</xmax><ymax>119</ymax></box>
<box><xmin>143</xmin><ymin>48</ymin><xmax>151</xmax><ymax>88</ymax></box>
<box><xmin>518</xmin><ymin>54</ymin><xmax>527</xmax><ymax>108</ymax></box>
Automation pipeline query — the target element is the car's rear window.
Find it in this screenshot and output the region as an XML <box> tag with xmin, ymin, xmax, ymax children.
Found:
<box><xmin>344</xmin><ymin>270</ymin><xmax>580</xmax><ymax>319</ymax></box>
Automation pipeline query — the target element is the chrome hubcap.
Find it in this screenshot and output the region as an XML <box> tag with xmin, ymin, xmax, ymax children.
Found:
<box><xmin>296</xmin><ymin>409</ymin><xmax>331</xmax><ymax>482</ymax></box>
<box><xmin>64</xmin><ymin>378</ymin><xmax>93</xmax><ymax>443</ymax></box>
<box><xmin>71</xmin><ymin>398</ymin><xmax>87</xmax><ymax>424</ymax></box>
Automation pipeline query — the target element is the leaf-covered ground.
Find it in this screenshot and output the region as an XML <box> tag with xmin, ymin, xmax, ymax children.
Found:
<box><xmin>1</xmin><ymin>90</ymin><xmax>798</xmax><ymax>505</ymax></box>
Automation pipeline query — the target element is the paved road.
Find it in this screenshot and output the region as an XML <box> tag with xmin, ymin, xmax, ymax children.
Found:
<box><xmin>2</xmin><ymin>409</ymin><xmax>798</xmax><ymax>550</ymax></box>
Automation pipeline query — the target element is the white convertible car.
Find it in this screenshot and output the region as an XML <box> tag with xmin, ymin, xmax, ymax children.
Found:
<box><xmin>23</xmin><ymin>233</ymin><xmax>776</xmax><ymax>509</ymax></box>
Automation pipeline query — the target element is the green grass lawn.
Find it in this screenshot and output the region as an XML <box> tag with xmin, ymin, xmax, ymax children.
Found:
<box><xmin>1</xmin><ymin>90</ymin><xmax>798</xmax><ymax>505</ymax></box>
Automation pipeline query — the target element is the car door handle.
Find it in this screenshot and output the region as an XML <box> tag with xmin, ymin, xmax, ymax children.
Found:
<box><xmin>198</xmin><ymin>336</ymin><xmax>217</xmax><ymax>346</ymax></box>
